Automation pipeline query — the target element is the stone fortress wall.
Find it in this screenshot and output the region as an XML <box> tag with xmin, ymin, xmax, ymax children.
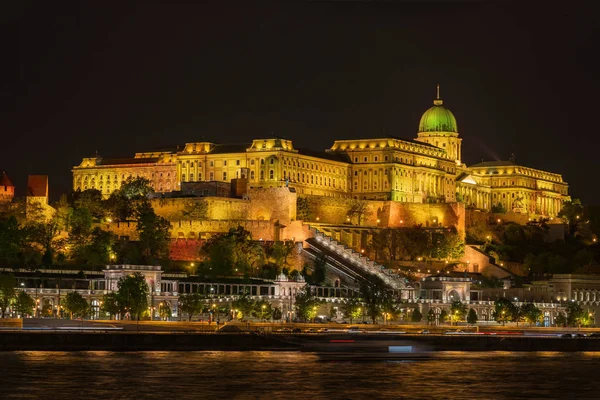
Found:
<box><xmin>97</xmin><ymin>186</ymin><xmax>469</xmax><ymax>261</ymax></box>
<box><xmin>152</xmin><ymin>186</ymin><xmax>297</xmax><ymax>225</ymax></box>
<box><xmin>302</xmin><ymin>194</ymin><xmax>465</xmax><ymax>236</ymax></box>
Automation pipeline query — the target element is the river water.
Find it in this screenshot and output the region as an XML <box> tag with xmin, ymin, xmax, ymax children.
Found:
<box><xmin>0</xmin><ymin>351</ymin><xmax>598</xmax><ymax>399</ymax></box>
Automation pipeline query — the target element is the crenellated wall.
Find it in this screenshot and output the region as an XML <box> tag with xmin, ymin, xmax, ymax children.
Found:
<box><xmin>99</xmin><ymin>219</ymin><xmax>312</xmax><ymax>244</ymax></box>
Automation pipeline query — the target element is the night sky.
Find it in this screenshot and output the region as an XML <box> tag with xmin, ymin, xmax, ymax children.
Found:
<box><xmin>3</xmin><ymin>2</ymin><xmax>598</xmax><ymax>203</ymax></box>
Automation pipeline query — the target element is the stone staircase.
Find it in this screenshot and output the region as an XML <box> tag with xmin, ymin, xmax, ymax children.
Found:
<box><xmin>307</xmin><ymin>227</ymin><xmax>411</xmax><ymax>290</ymax></box>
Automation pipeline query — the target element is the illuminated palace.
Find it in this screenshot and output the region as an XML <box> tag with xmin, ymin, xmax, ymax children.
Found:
<box><xmin>73</xmin><ymin>90</ymin><xmax>569</xmax><ymax>217</ymax></box>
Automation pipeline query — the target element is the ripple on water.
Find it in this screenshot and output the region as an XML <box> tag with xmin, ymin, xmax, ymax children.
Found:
<box><xmin>1</xmin><ymin>351</ymin><xmax>600</xmax><ymax>399</ymax></box>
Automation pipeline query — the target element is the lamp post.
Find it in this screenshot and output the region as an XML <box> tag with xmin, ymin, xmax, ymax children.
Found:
<box><xmin>262</xmin><ymin>304</ymin><xmax>266</xmax><ymax>322</ymax></box>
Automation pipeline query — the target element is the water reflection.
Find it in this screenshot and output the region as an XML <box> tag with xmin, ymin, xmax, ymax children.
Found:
<box><xmin>1</xmin><ymin>351</ymin><xmax>599</xmax><ymax>399</ymax></box>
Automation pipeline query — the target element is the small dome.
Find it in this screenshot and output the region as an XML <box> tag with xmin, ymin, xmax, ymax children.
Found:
<box><xmin>276</xmin><ymin>272</ymin><xmax>288</xmax><ymax>282</ymax></box>
<box><xmin>418</xmin><ymin>98</ymin><xmax>458</xmax><ymax>133</ymax></box>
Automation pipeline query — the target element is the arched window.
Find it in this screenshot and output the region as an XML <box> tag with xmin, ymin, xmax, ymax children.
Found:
<box><xmin>270</xmin><ymin>158</ymin><xmax>274</xmax><ymax>165</ymax></box>
<box><xmin>261</xmin><ymin>159</ymin><xmax>265</xmax><ymax>165</ymax></box>
<box><xmin>260</xmin><ymin>170</ymin><xmax>265</xmax><ymax>180</ymax></box>
<box><xmin>251</xmin><ymin>159</ymin><xmax>255</xmax><ymax>165</ymax></box>
<box><xmin>269</xmin><ymin>170</ymin><xmax>274</xmax><ymax>179</ymax></box>
<box><xmin>250</xmin><ymin>170</ymin><xmax>255</xmax><ymax>179</ymax></box>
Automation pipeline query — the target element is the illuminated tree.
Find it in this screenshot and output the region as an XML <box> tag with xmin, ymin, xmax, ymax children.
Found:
<box><xmin>493</xmin><ymin>297</ymin><xmax>516</xmax><ymax>325</ymax></box>
<box><xmin>520</xmin><ymin>303</ymin><xmax>542</xmax><ymax>326</ymax></box>
<box><xmin>253</xmin><ymin>300</ymin><xmax>273</xmax><ymax>321</ymax></box>
<box><xmin>158</xmin><ymin>302</ymin><xmax>172</xmax><ymax>320</ymax></box>
<box><xmin>135</xmin><ymin>201</ymin><xmax>171</xmax><ymax>264</ymax></box>
<box><xmin>41</xmin><ymin>299</ymin><xmax>53</xmax><ymax>317</ymax></box>
<box><xmin>71</xmin><ymin>189</ymin><xmax>106</xmax><ymax>220</ymax></box>
<box><xmin>0</xmin><ymin>274</ymin><xmax>16</xmax><ymax>318</ymax></box>
<box><xmin>427</xmin><ymin>309</ymin><xmax>436</xmax><ymax>325</ymax></box>
<box><xmin>467</xmin><ymin>308</ymin><xmax>478</xmax><ymax>325</ymax></box>
<box><xmin>439</xmin><ymin>309</ymin><xmax>448</xmax><ymax>324</ymax></box>
<box><xmin>101</xmin><ymin>293</ymin><xmax>121</xmax><ymax>319</ymax></box>
<box><xmin>179</xmin><ymin>293</ymin><xmax>204</xmax><ymax>321</ymax></box>
<box><xmin>13</xmin><ymin>291</ymin><xmax>35</xmax><ymax>317</ymax></box>
<box><xmin>0</xmin><ymin>217</ymin><xmax>26</xmax><ymax>265</ymax></box>
<box><xmin>116</xmin><ymin>272</ymin><xmax>149</xmax><ymax>320</ymax></box>
<box><xmin>450</xmin><ymin>301</ymin><xmax>467</xmax><ymax>325</ymax></box>
<box><xmin>294</xmin><ymin>288</ymin><xmax>321</xmax><ymax>322</ymax></box>
<box><xmin>62</xmin><ymin>292</ymin><xmax>89</xmax><ymax>319</ymax></box>
<box><xmin>558</xmin><ymin>199</ymin><xmax>584</xmax><ymax>236</ymax></box>
<box><xmin>411</xmin><ymin>308</ymin><xmax>423</xmax><ymax>322</ymax></box>
<box><xmin>342</xmin><ymin>297</ymin><xmax>362</xmax><ymax>324</ymax></box>
<box><xmin>359</xmin><ymin>276</ymin><xmax>393</xmax><ymax>324</ymax></box>
<box><xmin>566</xmin><ymin>302</ymin><xmax>585</xmax><ymax>328</ymax></box>
<box><xmin>269</xmin><ymin>240</ymin><xmax>296</xmax><ymax>272</ymax></box>
<box><xmin>491</xmin><ymin>202</ymin><xmax>507</xmax><ymax>214</ymax></box>
<box><xmin>200</xmin><ymin>226</ymin><xmax>266</xmax><ymax>276</ymax></box>
<box><xmin>347</xmin><ymin>199</ymin><xmax>370</xmax><ymax>226</ymax></box>
<box><xmin>430</xmin><ymin>228</ymin><xmax>465</xmax><ymax>260</ymax></box>
<box><xmin>231</xmin><ymin>293</ymin><xmax>256</xmax><ymax>321</ymax></box>
<box><xmin>272</xmin><ymin>307</ymin><xmax>282</xmax><ymax>321</ymax></box>
<box><xmin>120</xmin><ymin>177</ymin><xmax>154</xmax><ymax>200</ymax></box>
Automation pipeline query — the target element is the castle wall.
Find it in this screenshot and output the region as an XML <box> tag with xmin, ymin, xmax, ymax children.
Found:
<box><xmin>461</xmin><ymin>246</ymin><xmax>515</xmax><ymax>278</ymax></box>
<box><xmin>0</xmin><ymin>186</ymin><xmax>14</xmax><ymax>203</ymax></box>
<box><xmin>152</xmin><ymin>186</ymin><xmax>296</xmax><ymax>224</ymax></box>
<box><xmin>303</xmin><ymin>194</ymin><xmax>465</xmax><ymax>235</ymax></box>
<box><xmin>26</xmin><ymin>197</ymin><xmax>55</xmax><ymax>222</ymax></box>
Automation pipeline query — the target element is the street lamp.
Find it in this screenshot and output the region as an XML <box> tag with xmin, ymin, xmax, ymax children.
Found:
<box><xmin>262</xmin><ymin>304</ymin><xmax>266</xmax><ymax>322</ymax></box>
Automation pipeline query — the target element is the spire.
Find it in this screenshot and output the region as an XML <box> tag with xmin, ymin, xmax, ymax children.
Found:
<box><xmin>433</xmin><ymin>84</ymin><xmax>443</xmax><ymax>106</ymax></box>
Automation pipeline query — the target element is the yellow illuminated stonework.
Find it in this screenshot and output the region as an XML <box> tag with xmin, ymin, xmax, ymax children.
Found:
<box><xmin>71</xmin><ymin>91</ymin><xmax>569</xmax><ymax>217</ymax></box>
<box><xmin>72</xmin><ymin>151</ymin><xmax>177</xmax><ymax>196</ymax></box>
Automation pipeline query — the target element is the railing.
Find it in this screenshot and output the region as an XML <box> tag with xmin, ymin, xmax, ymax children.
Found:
<box><xmin>312</xmin><ymin>228</ymin><xmax>410</xmax><ymax>290</ymax></box>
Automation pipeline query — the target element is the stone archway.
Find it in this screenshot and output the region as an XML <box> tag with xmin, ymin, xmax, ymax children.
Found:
<box><xmin>91</xmin><ymin>299</ymin><xmax>101</xmax><ymax>320</ymax></box>
<box><xmin>447</xmin><ymin>289</ymin><xmax>461</xmax><ymax>302</ymax></box>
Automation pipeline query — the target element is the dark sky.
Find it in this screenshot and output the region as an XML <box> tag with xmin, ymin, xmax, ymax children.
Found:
<box><xmin>3</xmin><ymin>2</ymin><xmax>598</xmax><ymax>203</ymax></box>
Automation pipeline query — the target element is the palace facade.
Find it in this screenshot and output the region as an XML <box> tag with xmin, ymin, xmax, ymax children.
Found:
<box><xmin>73</xmin><ymin>91</ymin><xmax>569</xmax><ymax>217</ymax></box>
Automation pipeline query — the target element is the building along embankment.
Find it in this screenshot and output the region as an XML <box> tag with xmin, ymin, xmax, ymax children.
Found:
<box><xmin>1</xmin><ymin>332</ymin><xmax>600</xmax><ymax>352</ymax></box>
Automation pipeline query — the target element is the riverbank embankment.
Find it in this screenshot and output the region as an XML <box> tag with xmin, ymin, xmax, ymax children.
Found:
<box><xmin>2</xmin><ymin>332</ymin><xmax>600</xmax><ymax>352</ymax></box>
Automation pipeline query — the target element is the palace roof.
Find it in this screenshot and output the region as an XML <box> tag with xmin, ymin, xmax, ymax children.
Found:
<box><xmin>418</xmin><ymin>98</ymin><xmax>458</xmax><ymax>133</ymax></box>
<box><xmin>469</xmin><ymin>160</ymin><xmax>516</xmax><ymax>168</ymax></box>
<box><xmin>297</xmin><ymin>148</ymin><xmax>351</xmax><ymax>163</ymax></box>
<box><xmin>98</xmin><ymin>157</ymin><xmax>160</xmax><ymax>165</ymax></box>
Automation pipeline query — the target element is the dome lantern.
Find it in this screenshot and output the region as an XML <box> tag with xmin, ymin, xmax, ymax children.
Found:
<box><xmin>418</xmin><ymin>84</ymin><xmax>458</xmax><ymax>134</ymax></box>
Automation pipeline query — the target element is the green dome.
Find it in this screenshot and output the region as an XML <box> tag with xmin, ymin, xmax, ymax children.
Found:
<box><xmin>418</xmin><ymin>99</ymin><xmax>458</xmax><ymax>133</ymax></box>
